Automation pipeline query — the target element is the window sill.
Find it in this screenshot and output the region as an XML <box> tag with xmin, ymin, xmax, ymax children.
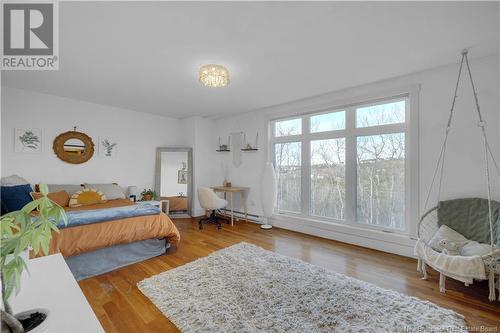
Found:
<box><xmin>270</xmin><ymin>213</ymin><xmax>416</xmax><ymax>257</ymax></box>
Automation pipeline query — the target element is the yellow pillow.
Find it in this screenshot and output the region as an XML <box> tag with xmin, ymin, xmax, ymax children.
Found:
<box><xmin>69</xmin><ymin>188</ymin><xmax>107</xmax><ymax>207</ymax></box>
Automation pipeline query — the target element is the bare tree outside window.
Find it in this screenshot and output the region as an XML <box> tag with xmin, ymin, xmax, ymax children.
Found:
<box><xmin>356</xmin><ymin>101</ymin><xmax>405</xmax><ymax>128</ymax></box>
<box><xmin>357</xmin><ymin>133</ymin><xmax>405</xmax><ymax>230</ymax></box>
<box><xmin>275</xmin><ymin>118</ymin><xmax>301</xmax><ymax>137</ymax></box>
<box><xmin>310</xmin><ymin>111</ymin><xmax>345</xmax><ymax>133</ymax></box>
<box><xmin>275</xmin><ymin>141</ymin><xmax>301</xmax><ymax>213</ymax></box>
<box><xmin>311</xmin><ymin>139</ymin><xmax>345</xmax><ymax>219</ymax></box>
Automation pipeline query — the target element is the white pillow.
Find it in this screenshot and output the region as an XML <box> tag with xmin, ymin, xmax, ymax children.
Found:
<box><xmin>1</xmin><ymin>175</ymin><xmax>30</xmax><ymax>187</ymax></box>
<box><xmin>47</xmin><ymin>184</ymin><xmax>83</xmax><ymax>197</ymax></box>
<box><xmin>429</xmin><ymin>225</ymin><xmax>469</xmax><ymax>252</ymax></box>
<box><xmin>461</xmin><ymin>242</ymin><xmax>494</xmax><ymax>257</ymax></box>
<box><xmin>84</xmin><ymin>183</ymin><xmax>125</xmax><ymax>200</ymax></box>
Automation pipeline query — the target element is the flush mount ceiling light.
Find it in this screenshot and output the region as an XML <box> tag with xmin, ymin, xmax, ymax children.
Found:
<box><xmin>199</xmin><ymin>64</ymin><xmax>229</xmax><ymax>88</ymax></box>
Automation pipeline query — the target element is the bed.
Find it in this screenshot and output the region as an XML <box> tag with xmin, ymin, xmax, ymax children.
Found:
<box><xmin>40</xmin><ymin>198</ymin><xmax>180</xmax><ymax>280</ymax></box>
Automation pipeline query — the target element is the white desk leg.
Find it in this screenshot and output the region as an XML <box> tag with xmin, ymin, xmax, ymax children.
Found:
<box><xmin>230</xmin><ymin>192</ymin><xmax>234</xmax><ymax>226</ymax></box>
<box><xmin>223</xmin><ymin>192</ymin><xmax>227</xmax><ymax>217</ymax></box>
<box><xmin>242</xmin><ymin>191</ymin><xmax>248</xmax><ymax>222</ymax></box>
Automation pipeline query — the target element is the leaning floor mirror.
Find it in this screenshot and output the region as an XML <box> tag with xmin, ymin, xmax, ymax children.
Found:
<box><xmin>155</xmin><ymin>147</ymin><xmax>193</xmax><ymax>218</ymax></box>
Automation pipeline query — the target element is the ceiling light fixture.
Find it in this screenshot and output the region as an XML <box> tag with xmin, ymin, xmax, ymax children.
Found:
<box><xmin>199</xmin><ymin>64</ymin><xmax>229</xmax><ymax>88</ymax></box>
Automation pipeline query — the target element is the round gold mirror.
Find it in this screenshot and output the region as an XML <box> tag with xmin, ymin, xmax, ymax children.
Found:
<box><xmin>53</xmin><ymin>130</ymin><xmax>94</xmax><ymax>164</ymax></box>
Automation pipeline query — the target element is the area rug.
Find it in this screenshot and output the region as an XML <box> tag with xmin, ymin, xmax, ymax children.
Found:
<box><xmin>138</xmin><ymin>242</ymin><xmax>466</xmax><ymax>333</ymax></box>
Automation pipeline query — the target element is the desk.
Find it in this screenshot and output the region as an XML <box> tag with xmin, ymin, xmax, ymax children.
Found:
<box><xmin>9</xmin><ymin>253</ymin><xmax>104</xmax><ymax>333</ymax></box>
<box><xmin>211</xmin><ymin>186</ymin><xmax>249</xmax><ymax>226</ymax></box>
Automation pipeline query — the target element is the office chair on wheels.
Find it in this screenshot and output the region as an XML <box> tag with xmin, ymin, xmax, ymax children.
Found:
<box><xmin>197</xmin><ymin>187</ymin><xmax>229</xmax><ymax>230</ymax></box>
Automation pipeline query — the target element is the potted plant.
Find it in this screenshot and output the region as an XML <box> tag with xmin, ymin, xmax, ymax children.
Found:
<box><xmin>140</xmin><ymin>189</ymin><xmax>155</xmax><ymax>201</ymax></box>
<box><xmin>1</xmin><ymin>184</ymin><xmax>67</xmax><ymax>333</ymax></box>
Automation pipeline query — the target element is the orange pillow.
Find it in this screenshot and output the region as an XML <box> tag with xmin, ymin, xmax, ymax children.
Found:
<box><xmin>31</xmin><ymin>190</ymin><xmax>70</xmax><ymax>207</ymax></box>
<box><xmin>69</xmin><ymin>188</ymin><xmax>107</xmax><ymax>207</ymax></box>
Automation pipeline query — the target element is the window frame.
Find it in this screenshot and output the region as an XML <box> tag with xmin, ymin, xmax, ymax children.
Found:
<box><xmin>270</xmin><ymin>94</ymin><xmax>415</xmax><ymax>235</ymax></box>
<box><xmin>272</xmin><ymin>115</ymin><xmax>303</xmax><ymax>138</ymax></box>
<box><xmin>310</xmin><ymin>109</ymin><xmax>346</xmax><ymax>133</ymax></box>
<box><xmin>273</xmin><ymin>140</ymin><xmax>303</xmax><ymax>215</ymax></box>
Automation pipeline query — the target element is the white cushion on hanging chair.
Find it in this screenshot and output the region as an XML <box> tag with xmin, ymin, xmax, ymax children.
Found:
<box><xmin>429</xmin><ymin>225</ymin><xmax>468</xmax><ymax>252</ymax></box>
<box><xmin>414</xmin><ymin>240</ymin><xmax>487</xmax><ymax>284</ymax></box>
<box><xmin>461</xmin><ymin>242</ymin><xmax>494</xmax><ymax>257</ymax></box>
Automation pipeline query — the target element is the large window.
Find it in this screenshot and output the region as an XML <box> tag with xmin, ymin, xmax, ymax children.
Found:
<box><xmin>271</xmin><ymin>97</ymin><xmax>409</xmax><ymax>232</ymax></box>
<box><xmin>274</xmin><ymin>141</ymin><xmax>302</xmax><ymax>213</ymax></box>
<box><xmin>311</xmin><ymin>138</ymin><xmax>345</xmax><ymax>219</ymax></box>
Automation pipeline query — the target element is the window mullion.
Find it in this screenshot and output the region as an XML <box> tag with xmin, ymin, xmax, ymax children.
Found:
<box><xmin>302</xmin><ymin>117</ymin><xmax>311</xmax><ymax>216</ymax></box>
<box><xmin>345</xmin><ymin>106</ymin><xmax>356</xmax><ymax>224</ymax></box>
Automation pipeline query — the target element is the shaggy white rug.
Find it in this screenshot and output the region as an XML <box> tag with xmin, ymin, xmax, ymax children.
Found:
<box><xmin>138</xmin><ymin>242</ymin><xmax>466</xmax><ymax>333</ymax></box>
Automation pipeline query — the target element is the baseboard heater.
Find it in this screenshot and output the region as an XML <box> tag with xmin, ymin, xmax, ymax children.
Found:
<box><xmin>219</xmin><ymin>210</ymin><xmax>262</xmax><ymax>223</ymax></box>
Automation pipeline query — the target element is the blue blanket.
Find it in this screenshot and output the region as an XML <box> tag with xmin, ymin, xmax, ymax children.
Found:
<box><xmin>59</xmin><ymin>204</ymin><xmax>161</xmax><ymax>229</ymax></box>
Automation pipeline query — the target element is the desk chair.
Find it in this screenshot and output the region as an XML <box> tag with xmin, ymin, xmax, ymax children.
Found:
<box><xmin>197</xmin><ymin>187</ymin><xmax>229</xmax><ymax>230</ymax></box>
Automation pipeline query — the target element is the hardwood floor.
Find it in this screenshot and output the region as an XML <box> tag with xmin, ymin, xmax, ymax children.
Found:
<box><xmin>79</xmin><ymin>218</ymin><xmax>500</xmax><ymax>332</ymax></box>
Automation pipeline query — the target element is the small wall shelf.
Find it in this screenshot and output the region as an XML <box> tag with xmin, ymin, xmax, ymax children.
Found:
<box><xmin>217</xmin><ymin>136</ymin><xmax>231</xmax><ymax>153</ymax></box>
<box><xmin>242</xmin><ymin>132</ymin><xmax>259</xmax><ymax>152</ymax></box>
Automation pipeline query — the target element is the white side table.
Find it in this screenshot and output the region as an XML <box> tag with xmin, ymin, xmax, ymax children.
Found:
<box><xmin>9</xmin><ymin>254</ymin><xmax>104</xmax><ymax>333</ymax></box>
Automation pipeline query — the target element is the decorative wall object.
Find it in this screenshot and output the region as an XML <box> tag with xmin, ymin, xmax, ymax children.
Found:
<box><xmin>242</xmin><ymin>132</ymin><xmax>259</xmax><ymax>151</ymax></box>
<box><xmin>231</xmin><ymin>132</ymin><xmax>243</xmax><ymax>167</ymax></box>
<box><xmin>178</xmin><ymin>162</ymin><xmax>187</xmax><ymax>184</ymax></box>
<box><xmin>53</xmin><ymin>128</ymin><xmax>94</xmax><ymax>164</ymax></box>
<box><xmin>217</xmin><ymin>136</ymin><xmax>231</xmax><ymax>152</ymax></box>
<box><xmin>99</xmin><ymin>136</ymin><xmax>117</xmax><ymax>157</ymax></box>
<box><xmin>14</xmin><ymin>128</ymin><xmax>42</xmax><ymax>153</ymax></box>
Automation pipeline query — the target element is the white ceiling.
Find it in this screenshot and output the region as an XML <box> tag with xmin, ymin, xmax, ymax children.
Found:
<box><xmin>2</xmin><ymin>1</ymin><xmax>499</xmax><ymax>119</ymax></box>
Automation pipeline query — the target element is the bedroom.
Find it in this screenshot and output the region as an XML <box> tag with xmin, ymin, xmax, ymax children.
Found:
<box><xmin>0</xmin><ymin>1</ymin><xmax>499</xmax><ymax>332</ymax></box>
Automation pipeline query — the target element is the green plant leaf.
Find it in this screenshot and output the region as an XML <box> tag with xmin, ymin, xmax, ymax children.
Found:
<box><xmin>1</xmin><ymin>184</ymin><xmax>66</xmax><ymax>304</ymax></box>
<box><xmin>39</xmin><ymin>183</ymin><xmax>49</xmax><ymax>195</ymax></box>
<box><xmin>21</xmin><ymin>198</ymin><xmax>42</xmax><ymax>214</ymax></box>
<box><xmin>18</xmin><ymin>232</ymin><xmax>32</xmax><ymax>254</ymax></box>
<box><xmin>0</xmin><ymin>215</ymin><xmax>18</xmax><ymax>237</ymax></box>
<box><xmin>31</xmin><ymin>228</ymin><xmax>42</xmax><ymax>254</ymax></box>
<box><xmin>49</xmin><ymin>223</ymin><xmax>60</xmax><ymax>232</ymax></box>
<box><xmin>41</xmin><ymin>239</ymin><xmax>50</xmax><ymax>256</ymax></box>
<box><xmin>60</xmin><ymin>210</ymin><xmax>68</xmax><ymax>226</ymax></box>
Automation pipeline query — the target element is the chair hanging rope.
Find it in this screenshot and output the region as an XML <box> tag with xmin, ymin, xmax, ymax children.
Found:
<box><xmin>421</xmin><ymin>49</ymin><xmax>500</xmax><ymax>252</ymax></box>
<box><xmin>416</xmin><ymin>50</ymin><xmax>500</xmax><ymax>301</ymax></box>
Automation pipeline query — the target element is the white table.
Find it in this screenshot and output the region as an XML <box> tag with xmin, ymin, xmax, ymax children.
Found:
<box><xmin>9</xmin><ymin>254</ymin><xmax>104</xmax><ymax>333</ymax></box>
<box><xmin>211</xmin><ymin>186</ymin><xmax>249</xmax><ymax>226</ymax></box>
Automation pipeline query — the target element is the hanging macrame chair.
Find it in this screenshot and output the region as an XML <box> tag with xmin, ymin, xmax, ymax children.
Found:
<box><xmin>416</xmin><ymin>50</ymin><xmax>500</xmax><ymax>301</ymax></box>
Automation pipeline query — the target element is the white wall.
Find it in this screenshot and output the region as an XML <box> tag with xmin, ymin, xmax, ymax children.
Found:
<box><xmin>211</xmin><ymin>54</ymin><xmax>500</xmax><ymax>256</ymax></box>
<box><xmin>213</xmin><ymin>113</ymin><xmax>269</xmax><ymax>217</ymax></box>
<box><xmin>1</xmin><ymin>87</ymin><xmax>186</xmax><ymax>192</ymax></box>
<box><xmin>182</xmin><ymin>116</ymin><xmax>217</xmax><ymax>216</ymax></box>
<box><xmin>160</xmin><ymin>151</ymin><xmax>188</xmax><ymax>196</ymax></box>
